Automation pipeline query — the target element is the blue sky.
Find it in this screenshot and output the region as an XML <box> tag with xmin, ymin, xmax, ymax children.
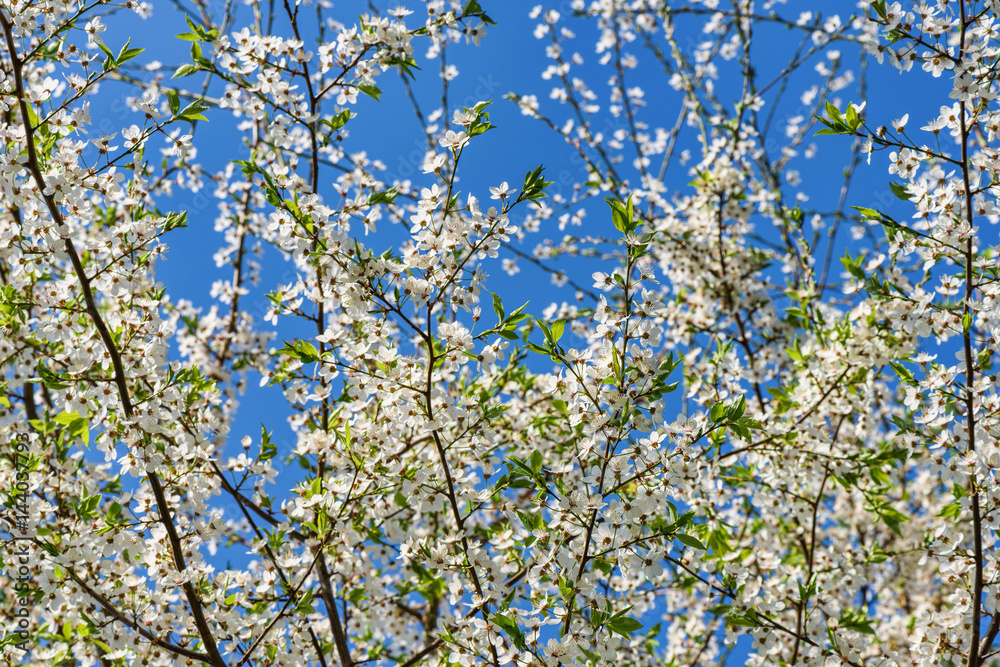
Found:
<box><xmin>99</xmin><ymin>0</ymin><xmax>951</xmax><ymax>457</ymax></box>
<box><xmin>76</xmin><ymin>0</ymin><xmax>957</xmax><ymax>662</ymax></box>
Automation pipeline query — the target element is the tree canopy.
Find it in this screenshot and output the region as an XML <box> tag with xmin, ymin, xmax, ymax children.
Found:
<box><xmin>2</xmin><ymin>1</ymin><xmax>1000</xmax><ymax>667</ymax></box>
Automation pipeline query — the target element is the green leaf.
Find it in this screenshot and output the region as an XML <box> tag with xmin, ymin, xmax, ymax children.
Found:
<box><xmin>727</xmin><ymin>609</ymin><xmax>761</xmax><ymax>627</ymax></box>
<box><xmin>730</xmin><ymin>395</ymin><xmax>746</xmax><ymax>420</ymax></box>
<box><xmin>877</xmin><ymin>505</ymin><xmax>910</xmax><ymax>536</ymax></box>
<box><xmin>521</xmin><ymin>165</ymin><xmax>553</xmax><ymax>204</ymax></box>
<box><xmin>116</xmin><ymin>39</ymin><xmax>144</xmax><ymax>66</ymax></box>
<box><xmin>851</xmin><ymin>205</ymin><xmax>882</xmax><ymax>221</ymax></box>
<box><xmin>675</xmin><ymin>533</ymin><xmax>707</xmax><ymax>550</ymax></box>
<box><xmin>177</xmin><ymin>99</ymin><xmax>211</xmax><ymax>123</ymax></box>
<box><xmin>167</xmin><ymin>90</ymin><xmax>180</xmax><ymax>116</ymax></box>
<box><xmin>466</xmin><ymin>103</ymin><xmax>496</xmax><ymax>136</ymax></box>
<box><xmin>507</xmin><ymin>300</ymin><xmax>530</xmax><ymax>324</ymax></box>
<box><xmin>824</xmin><ymin>100</ymin><xmax>842</xmax><ymax>123</ymax></box>
<box><xmin>867</xmin><ymin>547</ymin><xmax>889</xmax><ymax>564</ymax></box>
<box><xmin>260</xmin><ymin>424</ymin><xmax>277</xmax><ymax>461</ymax></box>
<box><xmin>357</xmin><ymin>84</ymin><xmax>382</xmax><ymax>101</ymax></box>
<box><xmin>163</xmin><ymin>211</ymin><xmax>187</xmax><ymax>231</ymax></box>
<box><xmin>841</xmin><ymin>251</ymin><xmax>866</xmax><ymax>280</ymax></box>
<box><xmin>936</xmin><ymin>501</ymin><xmax>962</xmax><ymax>520</ymax></box>
<box><xmin>535</xmin><ymin>317</ymin><xmax>553</xmax><ymax>344</ymax></box>
<box><xmin>785</xmin><ymin>338</ymin><xmax>804</xmax><ymax>363</ymax></box>
<box><xmin>173</xmin><ymin>63</ymin><xmax>200</xmax><ymax>78</ymax></box>
<box><xmin>278</xmin><ymin>339</ymin><xmax>319</xmax><ymax>363</ymax></box>
<box><xmin>37</xmin><ymin>364</ymin><xmax>70</xmax><ymax>390</ymax></box>
<box><xmin>845</xmin><ymin>103</ymin><xmax>858</xmax><ymax>129</ymax></box>
<box><xmin>529</xmin><ymin>451</ymin><xmax>543</xmax><ymax>475</ymax></box>
<box><xmin>838</xmin><ymin>609</ymin><xmax>876</xmax><ymax>634</ymax></box>
<box><xmin>889</xmin><ymin>181</ymin><xmax>910</xmax><ymax>201</ymax></box>
<box><xmin>322</xmin><ymin>109</ymin><xmax>351</xmax><ymax>132</ymax></box>
<box><xmin>190</xmin><ymin>41</ymin><xmax>209</xmax><ymax>67</ymax></box>
<box><xmin>888</xmin><ymin>361</ymin><xmax>917</xmax><ymax>386</ymax></box>
<box><xmin>606</xmin><ymin>616</ymin><xmax>643</xmax><ymax>637</ymax></box>
<box><xmin>106</xmin><ymin>502</ymin><xmax>123</xmax><ymax>525</ymax></box>
<box><xmin>550</xmin><ymin>319</ymin><xmax>565</xmax><ymax>343</ymax></box>
<box><xmin>591</xmin><ymin>557</ymin><xmax>613</xmax><ymax>575</ymax></box>
<box><xmin>53</xmin><ymin>410</ymin><xmax>80</xmax><ymax>426</ymax></box>
<box><xmin>76</xmin><ymin>493</ymin><xmax>101</xmax><ymax>519</ymax></box>
<box><xmin>491</xmin><ymin>293</ymin><xmax>505</xmax><ymax>324</ymax></box>
<box><xmin>491</xmin><ymin>613</ymin><xmax>526</xmax><ymax>650</ymax></box>
<box><xmin>607</xmin><ymin>197</ymin><xmax>628</xmax><ymax>233</ymax></box>
<box><xmin>516</xmin><ymin>509</ymin><xmax>541</xmax><ymax>532</ymax></box>
<box><xmin>366</xmin><ymin>187</ymin><xmax>397</xmax><ymax>205</ymax></box>
<box><xmin>524</xmin><ymin>342</ymin><xmax>549</xmax><ymax>356</ymax></box>
<box><xmin>180</xmin><ymin>14</ymin><xmax>218</xmax><ymax>41</ymax></box>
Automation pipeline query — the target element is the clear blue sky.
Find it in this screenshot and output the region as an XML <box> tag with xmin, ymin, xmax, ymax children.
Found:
<box><xmin>82</xmin><ymin>1</ymin><xmax>952</xmax><ymax>662</ymax></box>
<box><xmin>97</xmin><ymin>0</ymin><xmax>948</xmax><ymax>457</ymax></box>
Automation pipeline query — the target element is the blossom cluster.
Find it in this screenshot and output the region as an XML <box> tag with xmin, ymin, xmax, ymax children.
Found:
<box><xmin>2</xmin><ymin>1</ymin><xmax>1000</xmax><ymax>667</ymax></box>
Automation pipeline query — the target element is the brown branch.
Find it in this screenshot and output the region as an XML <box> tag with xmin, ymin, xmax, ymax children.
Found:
<box><xmin>710</xmin><ymin>364</ymin><xmax>853</xmax><ymax>462</ymax></box>
<box><xmin>233</xmin><ymin>543</ymin><xmax>326</xmax><ymax>667</ymax></box>
<box><xmin>424</xmin><ymin>310</ymin><xmax>499</xmax><ymax>667</ymax></box>
<box><xmin>62</xmin><ymin>566</ymin><xmax>212</xmax><ymax>664</ymax></box>
<box><xmin>399</xmin><ymin>639</ymin><xmax>443</xmax><ymax>667</ymax></box>
<box><xmin>981</xmin><ymin>613</ymin><xmax>1000</xmax><ymax>659</ymax></box>
<box><xmin>955</xmin><ymin>5</ymin><xmax>984</xmax><ymax>667</ymax></box>
<box><xmin>206</xmin><ymin>454</ymin><xmax>329</xmax><ymax>667</ymax></box>
<box><xmin>315</xmin><ymin>550</ymin><xmax>354</xmax><ymax>667</ymax></box>
<box><xmin>0</xmin><ymin>13</ymin><xmax>227</xmax><ymax>667</ymax></box>
<box><xmin>210</xmin><ymin>460</ymin><xmax>307</xmax><ymax>540</ymax></box>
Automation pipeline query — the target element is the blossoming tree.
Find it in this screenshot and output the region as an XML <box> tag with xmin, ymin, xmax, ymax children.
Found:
<box><xmin>1</xmin><ymin>0</ymin><xmax>999</xmax><ymax>666</ymax></box>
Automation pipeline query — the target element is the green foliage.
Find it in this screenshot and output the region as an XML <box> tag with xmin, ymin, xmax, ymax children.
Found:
<box><xmin>815</xmin><ymin>100</ymin><xmax>864</xmax><ymax>135</ymax></box>
<box><xmin>520</xmin><ymin>165</ymin><xmax>553</xmax><ymax>205</ymax></box>
<box><xmin>96</xmin><ymin>38</ymin><xmax>144</xmax><ymax>72</ymax></box>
